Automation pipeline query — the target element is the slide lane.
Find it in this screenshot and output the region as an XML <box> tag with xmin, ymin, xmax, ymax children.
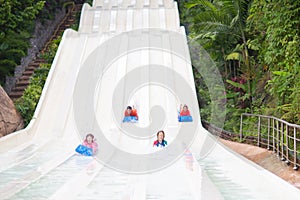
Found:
<box><xmin>43</xmin><ymin>27</ymin><xmax>209</xmax><ymax>199</ymax></box>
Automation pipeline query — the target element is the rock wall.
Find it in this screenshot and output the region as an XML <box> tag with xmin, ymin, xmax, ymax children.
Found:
<box><xmin>0</xmin><ymin>85</ymin><xmax>24</xmax><ymax>137</ymax></box>
<box><xmin>5</xmin><ymin>8</ymin><xmax>66</xmax><ymax>93</ymax></box>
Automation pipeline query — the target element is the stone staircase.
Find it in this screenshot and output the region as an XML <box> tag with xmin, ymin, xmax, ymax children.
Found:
<box><xmin>9</xmin><ymin>4</ymin><xmax>83</xmax><ymax>101</ymax></box>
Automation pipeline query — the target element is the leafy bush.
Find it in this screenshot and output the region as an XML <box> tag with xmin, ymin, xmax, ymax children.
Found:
<box><xmin>15</xmin><ymin>62</ymin><xmax>52</xmax><ymax>126</ymax></box>
<box><xmin>14</xmin><ymin>40</ymin><xmax>56</xmax><ymax>126</ymax></box>
<box><xmin>0</xmin><ymin>59</ymin><xmax>17</xmax><ymax>81</ymax></box>
<box><xmin>15</xmin><ymin>84</ymin><xmax>43</xmax><ymax>125</ymax></box>
<box><xmin>14</xmin><ymin>1</ymin><xmax>83</xmax><ymax>126</ymax></box>
<box><xmin>182</xmin><ymin>0</ymin><xmax>300</xmax><ymax>136</ymax></box>
<box><xmin>0</xmin><ymin>1</ymin><xmax>45</xmax><ymax>84</ymax></box>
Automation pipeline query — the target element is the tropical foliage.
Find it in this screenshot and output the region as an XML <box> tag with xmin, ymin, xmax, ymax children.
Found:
<box><xmin>0</xmin><ymin>0</ymin><xmax>77</xmax><ymax>85</ymax></box>
<box><xmin>14</xmin><ymin>1</ymin><xmax>84</xmax><ymax>126</ymax></box>
<box><xmin>15</xmin><ymin>39</ymin><xmax>59</xmax><ymax>125</ymax></box>
<box><xmin>179</xmin><ymin>0</ymin><xmax>300</xmax><ymax>131</ymax></box>
<box><xmin>0</xmin><ymin>0</ymin><xmax>45</xmax><ymax>83</ymax></box>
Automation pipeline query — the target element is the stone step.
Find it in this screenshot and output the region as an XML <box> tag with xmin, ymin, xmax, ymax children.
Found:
<box><xmin>60</xmin><ymin>25</ymin><xmax>72</xmax><ymax>29</ymax></box>
<box><xmin>30</xmin><ymin>62</ymin><xmax>41</xmax><ymax>68</ymax></box>
<box><xmin>15</xmin><ymin>80</ymin><xmax>30</xmax><ymax>87</ymax></box>
<box><xmin>23</xmin><ymin>70</ymin><xmax>34</xmax><ymax>76</ymax></box>
<box><xmin>9</xmin><ymin>92</ymin><xmax>24</xmax><ymax>100</ymax></box>
<box><xmin>26</xmin><ymin>66</ymin><xmax>37</xmax><ymax>71</ymax></box>
<box><xmin>18</xmin><ymin>76</ymin><xmax>30</xmax><ymax>82</ymax></box>
<box><xmin>11</xmin><ymin>86</ymin><xmax>27</xmax><ymax>92</ymax></box>
<box><xmin>67</xmin><ymin>18</ymin><xmax>75</xmax><ymax>22</ymax></box>
<box><xmin>18</xmin><ymin>76</ymin><xmax>31</xmax><ymax>82</ymax></box>
<box><xmin>34</xmin><ymin>58</ymin><xmax>45</xmax><ymax>63</ymax></box>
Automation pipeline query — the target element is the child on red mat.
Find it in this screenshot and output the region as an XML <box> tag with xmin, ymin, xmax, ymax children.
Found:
<box><xmin>179</xmin><ymin>104</ymin><xmax>191</xmax><ymax>116</ymax></box>
<box><xmin>124</xmin><ymin>105</ymin><xmax>138</xmax><ymax>119</ymax></box>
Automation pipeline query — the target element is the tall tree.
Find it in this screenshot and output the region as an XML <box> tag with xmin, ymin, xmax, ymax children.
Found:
<box><xmin>0</xmin><ymin>0</ymin><xmax>45</xmax><ymax>84</ymax></box>
<box><xmin>184</xmin><ymin>0</ymin><xmax>254</xmax><ymax>110</ymax></box>
<box><xmin>247</xmin><ymin>0</ymin><xmax>300</xmax><ymax>123</ymax></box>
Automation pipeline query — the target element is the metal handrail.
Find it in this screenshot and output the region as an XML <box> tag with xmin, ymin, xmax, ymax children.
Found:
<box><xmin>240</xmin><ymin>113</ymin><xmax>300</xmax><ymax>128</ymax></box>
<box><xmin>240</xmin><ymin>113</ymin><xmax>300</xmax><ymax>170</ymax></box>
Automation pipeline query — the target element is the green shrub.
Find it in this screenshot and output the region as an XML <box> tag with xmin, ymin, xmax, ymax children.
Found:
<box><xmin>15</xmin><ymin>63</ymin><xmax>51</xmax><ymax>126</ymax></box>
<box><xmin>0</xmin><ymin>59</ymin><xmax>17</xmax><ymax>81</ymax></box>
<box><xmin>15</xmin><ymin>43</ymin><xmax>56</xmax><ymax>126</ymax></box>
<box><xmin>14</xmin><ymin>2</ymin><xmax>82</xmax><ymax>126</ymax></box>
<box><xmin>15</xmin><ymin>84</ymin><xmax>43</xmax><ymax>125</ymax></box>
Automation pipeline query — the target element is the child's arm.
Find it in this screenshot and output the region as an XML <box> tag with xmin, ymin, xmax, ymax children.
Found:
<box><xmin>178</xmin><ymin>104</ymin><xmax>182</xmax><ymax>116</ymax></box>
<box><xmin>92</xmin><ymin>142</ymin><xmax>98</xmax><ymax>154</ymax></box>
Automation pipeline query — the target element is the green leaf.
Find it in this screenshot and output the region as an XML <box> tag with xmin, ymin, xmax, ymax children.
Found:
<box><xmin>226</xmin><ymin>79</ymin><xmax>246</xmax><ymax>91</ymax></box>
<box><xmin>226</xmin><ymin>92</ymin><xmax>240</xmax><ymax>98</ymax></box>
<box><xmin>226</xmin><ymin>52</ymin><xmax>241</xmax><ymax>61</ymax></box>
<box><xmin>185</xmin><ymin>3</ymin><xmax>199</xmax><ymax>9</ymax></box>
<box><xmin>272</xmin><ymin>71</ymin><xmax>291</xmax><ymax>77</ymax></box>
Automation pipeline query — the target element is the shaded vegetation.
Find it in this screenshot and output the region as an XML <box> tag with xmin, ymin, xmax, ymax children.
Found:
<box><xmin>178</xmin><ymin>0</ymin><xmax>300</xmax><ymax>132</ymax></box>
<box><xmin>14</xmin><ymin>1</ymin><xmax>85</xmax><ymax>126</ymax></box>
<box><xmin>0</xmin><ymin>0</ymin><xmax>45</xmax><ymax>83</ymax></box>
<box><xmin>0</xmin><ymin>0</ymin><xmax>76</xmax><ymax>85</ymax></box>
<box><xmin>15</xmin><ymin>40</ymin><xmax>59</xmax><ymax>125</ymax></box>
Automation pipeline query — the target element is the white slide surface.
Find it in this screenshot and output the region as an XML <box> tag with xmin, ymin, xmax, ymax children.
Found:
<box><xmin>0</xmin><ymin>0</ymin><xmax>300</xmax><ymax>199</ymax></box>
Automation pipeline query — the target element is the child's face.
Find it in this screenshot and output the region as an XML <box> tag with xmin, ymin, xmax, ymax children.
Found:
<box><xmin>158</xmin><ymin>132</ymin><xmax>164</xmax><ymax>141</ymax></box>
<box><xmin>86</xmin><ymin>136</ymin><xmax>93</xmax><ymax>144</ymax></box>
<box><xmin>183</xmin><ymin>106</ymin><xmax>188</xmax><ymax>111</ymax></box>
<box><xmin>126</xmin><ymin>109</ymin><xmax>132</xmax><ymax>114</ymax></box>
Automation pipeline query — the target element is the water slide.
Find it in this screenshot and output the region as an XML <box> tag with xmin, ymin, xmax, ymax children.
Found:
<box><xmin>0</xmin><ymin>0</ymin><xmax>299</xmax><ymax>199</ymax></box>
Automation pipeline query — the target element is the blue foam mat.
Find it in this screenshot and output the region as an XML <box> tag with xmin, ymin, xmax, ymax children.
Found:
<box><xmin>75</xmin><ymin>144</ymin><xmax>93</xmax><ymax>156</ymax></box>
<box><xmin>123</xmin><ymin>116</ymin><xmax>138</xmax><ymax>123</ymax></box>
<box><xmin>178</xmin><ymin>115</ymin><xmax>193</xmax><ymax>122</ymax></box>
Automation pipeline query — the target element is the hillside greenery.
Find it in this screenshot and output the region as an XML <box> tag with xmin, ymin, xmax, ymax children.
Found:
<box><xmin>0</xmin><ymin>0</ymin><xmax>77</xmax><ymax>85</ymax></box>
<box><xmin>178</xmin><ymin>0</ymin><xmax>300</xmax><ymax>132</ymax></box>
<box><xmin>14</xmin><ymin>1</ymin><xmax>86</xmax><ymax>126</ymax></box>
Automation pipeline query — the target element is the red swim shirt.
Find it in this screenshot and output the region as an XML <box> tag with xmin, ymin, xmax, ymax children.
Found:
<box><xmin>180</xmin><ymin>110</ymin><xmax>190</xmax><ymax>116</ymax></box>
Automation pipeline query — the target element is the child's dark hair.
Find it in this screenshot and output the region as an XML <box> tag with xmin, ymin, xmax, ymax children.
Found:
<box><xmin>127</xmin><ymin>106</ymin><xmax>132</xmax><ymax>110</ymax></box>
<box><xmin>156</xmin><ymin>130</ymin><xmax>165</xmax><ymax>139</ymax></box>
<box><xmin>86</xmin><ymin>133</ymin><xmax>94</xmax><ymax>140</ymax></box>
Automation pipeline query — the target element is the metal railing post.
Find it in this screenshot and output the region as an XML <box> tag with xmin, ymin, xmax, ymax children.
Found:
<box><xmin>277</xmin><ymin>120</ymin><xmax>280</xmax><ymax>157</ymax></box>
<box><xmin>272</xmin><ymin>118</ymin><xmax>275</xmax><ymax>152</ymax></box>
<box><xmin>267</xmin><ymin>118</ymin><xmax>270</xmax><ymax>150</ymax></box>
<box><xmin>281</xmin><ymin>122</ymin><xmax>285</xmax><ymax>160</ymax></box>
<box><xmin>285</xmin><ymin>124</ymin><xmax>289</xmax><ymax>164</ymax></box>
<box><xmin>239</xmin><ymin>114</ymin><xmax>243</xmax><ymax>141</ymax></box>
<box><xmin>293</xmin><ymin>127</ymin><xmax>298</xmax><ymax>170</ymax></box>
<box><xmin>257</xmin><ymin>116</ymin><xmax>261</xmax><ymax>147</ymax></box>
